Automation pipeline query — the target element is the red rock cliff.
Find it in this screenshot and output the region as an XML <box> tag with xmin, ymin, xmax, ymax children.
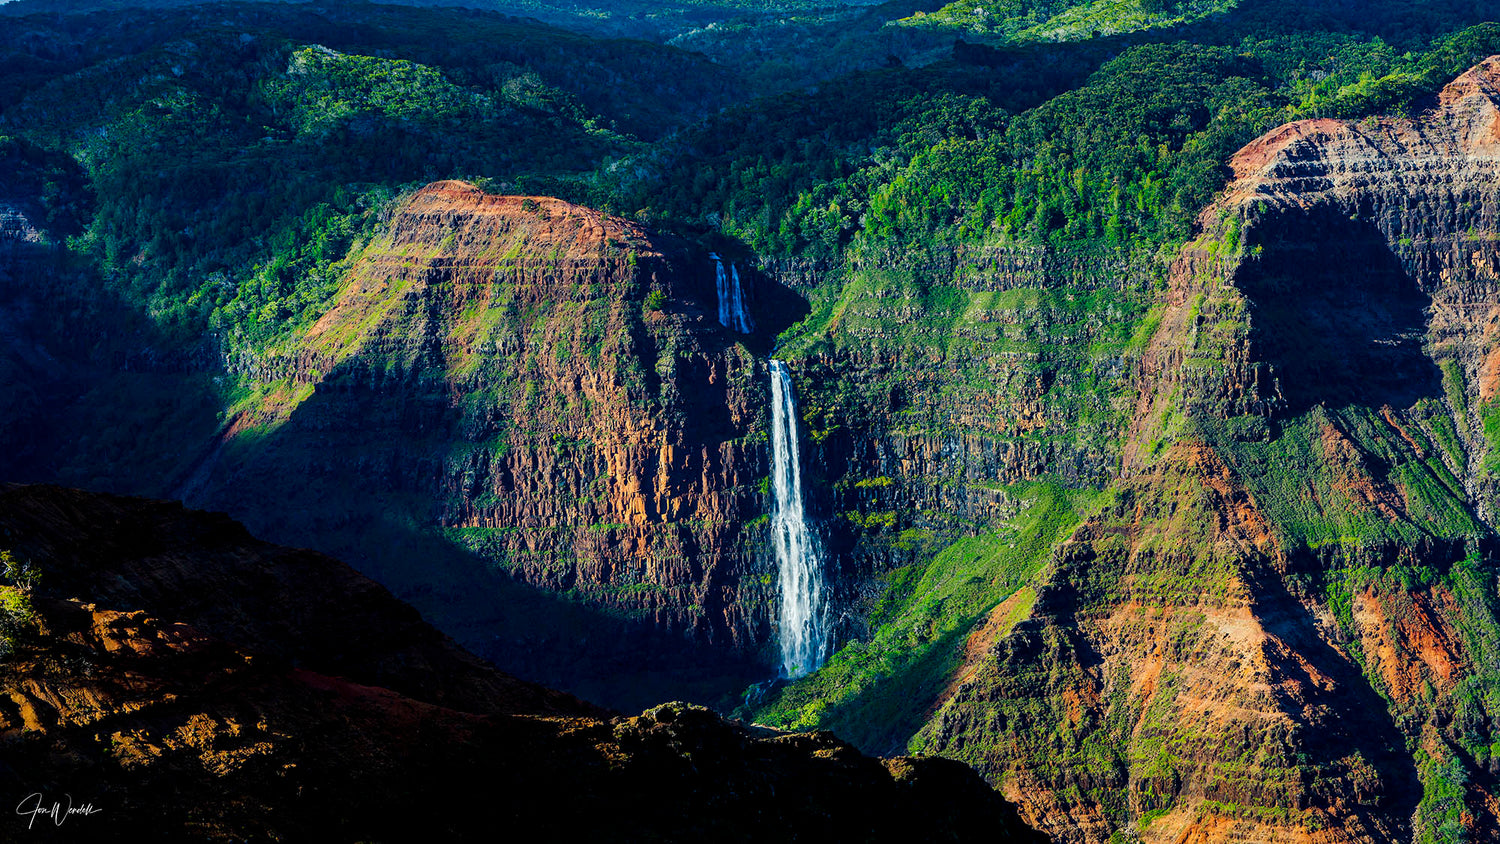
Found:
<box><xmin>190</xmin><ymin>181</ymin><xmax>779</xmax><ymax>701</ymax></box>
<box><xmin>919</xmin><ymin>58</ymin><xmax>1500</xmax><ymax>844</ymax></box>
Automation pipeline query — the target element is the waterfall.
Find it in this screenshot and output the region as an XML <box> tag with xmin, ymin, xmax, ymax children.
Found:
<box><xmin>768</xmin><ymin>359</ymin><xmax>827</xmax><ymax>678</ymax></box>
<box><xmin>730</xmin><ymin>263</ymin><xmax>754</xmax><ymax>333</ymax></box>
<box><xmin>712</xmin><ymin>252</ymin><xmax>730</xmax><ymax>327</ymax></box>
<box><xmin>710</xmin><ymin>253</ymin><xmax>753</xmax><ymax>334</ymax></box>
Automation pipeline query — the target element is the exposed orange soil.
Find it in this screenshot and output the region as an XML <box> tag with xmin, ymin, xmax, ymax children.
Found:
<box><xmin>1352</xmin><ymin>586</ymin><xmax>1466</xmax><ymax>700</ymax></box>
<box><xmin>1318</xmin><ymin>423</ymin><xmax>1408</xmax><ymax>519</ymax></box>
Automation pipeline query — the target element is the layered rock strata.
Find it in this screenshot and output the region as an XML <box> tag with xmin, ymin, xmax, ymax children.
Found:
<box><xmin>918</xmin><ymin>58</ymin><xmax>1500</xmax><ymax>843</ymax></box>
<box><xmin>187</xmin><ymin>182</ymin><xmax>781</xmax><ymax>697</ymax></box>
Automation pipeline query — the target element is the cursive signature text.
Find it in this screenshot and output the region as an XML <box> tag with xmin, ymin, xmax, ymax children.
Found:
<box><xmin>15</xmin><ymin>793</ymin><xmax>102</xmax><ymax>829</ymax></box>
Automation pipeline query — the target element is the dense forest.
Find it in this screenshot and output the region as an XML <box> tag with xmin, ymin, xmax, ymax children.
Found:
<box><xmin>4</xmin><ymin>0</ymin><xmax>1496</xmax><ymax>354</ymax></box>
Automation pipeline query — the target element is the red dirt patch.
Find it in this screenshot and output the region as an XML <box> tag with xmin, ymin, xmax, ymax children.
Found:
<box><xmin>1318</xmin><ymin>423</ymin><xmax>1408</xmax><ymax>520</ymax></box>
<box><xmin>1353</xmin><ymin>586</ymin><xmax>1467</xmax><ymax>701</ymax></box>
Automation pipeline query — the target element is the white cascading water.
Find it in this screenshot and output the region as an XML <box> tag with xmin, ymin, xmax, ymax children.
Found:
<box><xmin>729</xmin><ymin>263</ymin><xmax>754</xmax><ymax>333</ymax></box>
<box><xmin>711</xmin><ymin>252</ymin><xmax>730</xmax><ymax>327</ymax></box>
<box><xmin>768</xmin><ymin>359</ymin><xmax>827</xmax><ymax>678</ymax></box>
<box><xmin>710</xmin><ymin>253</ymin><xmax>753</xmax><ymax>334</ymax></box>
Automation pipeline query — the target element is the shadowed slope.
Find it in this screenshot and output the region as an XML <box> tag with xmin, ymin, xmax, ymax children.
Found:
<box><xmin>0</xmin><ymin>483</ymin><xmax>1044</xmax><ymax>842</ymax></box>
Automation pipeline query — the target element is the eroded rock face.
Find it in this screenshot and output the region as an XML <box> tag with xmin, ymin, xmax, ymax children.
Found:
<box><xmin>1133</xmin><ymin>55</ymin><xmax>1500</xmax><ymax>486</ymax></box>
<box><xmin>0</xmin><ymin>483</ymin><xmax>1040</xmax><ymax>842</ymax></box>
<box><xmin>183</xmin><ymin>181</ymin><xmax>1154</xmax><ymax>708</ymax></box>
<box><xmin>919</xmin><ymin>444</ymin><xmax>1439</xmax><ymax>843</ymax></box>
<box><xmin>918</xmin><ymin>59</ymin><xmax>1500</xmax><ymax>843</ymax></box>
<box><xmin>778</xmin><ymin>241</ymin><xmax>1154</xmax><ymax>648</ymax></box>
<box><xmin>187</xmin><ymin>182</ymin><xmax>779</xmax><ymax>696</ymax></box>
<box><xmin>104</xmin><ymin>59</ymin><xmax>1500</xmax><ymax>842</ymax></box>
<box><xmin>0</xmin><ymin>482</ymin><xmax>589</xmax><ymax>718</ymax></box>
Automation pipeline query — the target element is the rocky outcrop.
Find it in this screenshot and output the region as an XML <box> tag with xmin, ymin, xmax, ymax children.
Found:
<box><xmin>0</xmin><ymin>483</ymin><xmax>1043</xmax><ymax>842</ymax></box>
<box><xmin>185</xmin><ymin>181</ymin><xmax>784</xmax><ymax>702</ymax></box>
<box><xmin>914</xmin><ymin>58</ymin><xmax>1500</xmax><ymax>843</ymax></box>
<box><xmin>916</xmin><ymin>444</ymin><xmax>1445</xmax><ymax>842</ymax></box>
<box><xmin>0</xmin><ymin>482</ymin><xmax>588</xmax><ymax>718</ymax></box>
<box><xmin>1132</xmin><ymin>56</ymin><xmax>1500</xmax><ymax>487</ymax></box>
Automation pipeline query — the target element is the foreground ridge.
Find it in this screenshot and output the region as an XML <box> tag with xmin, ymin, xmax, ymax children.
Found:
<box><xmin>0</xmin><ymin>483</ymin><xmax>1040</xmax><ymax>842</ymax></box>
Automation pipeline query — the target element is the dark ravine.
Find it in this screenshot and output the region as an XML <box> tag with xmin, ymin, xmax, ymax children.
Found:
<box><xmin>0</xmin><ymin>482</ymin><xmax>1042</xmax><ymax>842</ymax></box>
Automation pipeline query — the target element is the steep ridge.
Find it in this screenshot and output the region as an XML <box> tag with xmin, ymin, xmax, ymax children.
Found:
<box><xmin>0</xmin><ymin>483</ymin><xmax>1042</xmax><ymax>842</ymax></box>
<box><xmin>184</xmin><ymin>181</ymin><xmax>789</xmax><ymax>703</ymax></box>
<box><xmin>915</xmin><ymin>59</ymin><xmax>1500</xmax><ymax>842</ymax></box>
<box><xmin>1130</xmin><ymin>55</ymin><xmax>1500</xmax><ymax>483</ymax></box>
<box><xmin>917</xmin><ymin>444</ymin><xmax>1434</xmax><ymax>842</ymax></box>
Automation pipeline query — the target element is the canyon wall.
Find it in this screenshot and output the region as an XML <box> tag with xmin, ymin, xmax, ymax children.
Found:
<box><xmin>183</xmin><ymin>182</ymin><xmax>783</xmax><ymax>701</ymax></box>
<box><xmin>912</xmin><ymin>58</ymin><xmax>1500</xmax><ymax>842</ymax></box>
<box><xmin>779</xmin><ymin>242</ymin><xmax>1154</xmax><ymax>640</ymax></box>
<box><xmin>106</xmin><ymin>60</ymin><xmax>1500</xmax><ymax>842</ymax></box>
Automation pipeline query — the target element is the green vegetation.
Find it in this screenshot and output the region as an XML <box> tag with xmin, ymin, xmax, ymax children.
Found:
<box><xmin>0</xmin><ymin>3</ymin><xmax>736</xmax><ymax>350</ymax></box>
<box><xmin>0</xmin><ymin>551</ymin><xmax>39</xmax><ymax>659</ymax></box>
<box><xmin>0</xmin><ymin>551</ymin><xmax>38</xmax><ymax>594</ymax></box>
<box><xmin>904</xmin><ymin>0</ymin><xmax>1239</xmax><ymax>44</ymax></box>
<box><xmin>746</xmin><ymin>482</ymin><xmax>1099</xmax><ymax>751</ymax></box>
<box><xmin>1220</xmin><ymin>405</ymin><xmax>1484</xmax><ymax>548</ymax></box>
<box><xmin>4</xmin><ymin>1</ymin><xmax>1500</xmax><ymax>835</ymax></box>
<box><xmin>1480</xmin><ymin>396</ymin><xmax>1500</xmax><ymax>478</ymax></box>
<box><xmin>1439</xmin><ymin>358</ymin><xmax>1470</xmax><ymax>419</ymax></box>
<box><xmin>0</xmin><ymin>0</ymin><xmax>1494</xmax><ymax>377</ymax></box>
<box><xmin>4</xmin><ymin>0</ymin><xmax>1496</xmax><ymax>397</ymax></box>
<box><xmin>1310</xmin><ymin>551</ymin><xmax>1500</xmax><ymax>840</ymax></box>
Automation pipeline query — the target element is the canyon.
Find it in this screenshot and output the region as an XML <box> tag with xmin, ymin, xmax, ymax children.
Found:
<box><xmin>160</xmin><ymin>61</ymin><xmax>1500</xmax><ymax>841</ymax></box>
<box><xmin>174</xmin><ymin>181</ymin><xmax>786</xmax><ymax>705</ymax></box>
<box><xmin>2</xmin><ymin>4</ymin><xmax>1500</xmax><ymax>838</ymax></box>
<box><xmin>913</xmin><ymin>57</ymin><xmax>1500</xmax><ymax>841</ymax></box>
